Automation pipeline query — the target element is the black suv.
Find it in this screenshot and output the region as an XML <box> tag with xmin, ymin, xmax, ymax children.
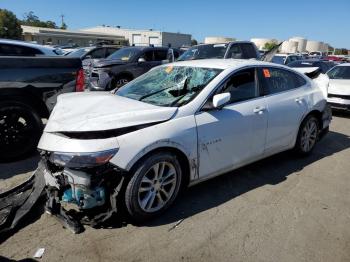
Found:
<box><xmin>177</xmin><ymin>41</ymin><xmax>260</xmax><ymax>61</ymax></box>
<box><xmin>88</xmin><ymin>46</ymin><xmax>179</xmax><ymax>91</ymax></box>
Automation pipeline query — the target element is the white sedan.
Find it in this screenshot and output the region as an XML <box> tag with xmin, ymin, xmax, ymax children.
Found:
<box><xmin>38</xmin><ymin>59</ymin><xmax>331</xmax><ymax>222</ymax></box>
<box><xmin>327</xmin><ymin>63</ymin><xmax>350</xmax><ymax>110</ymax></box>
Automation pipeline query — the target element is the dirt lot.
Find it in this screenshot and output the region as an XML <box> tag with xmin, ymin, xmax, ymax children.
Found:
<box><xmin>1</xmin><ymin>113</ymin><xmax>350</xmax><ymax>262</ymax></box>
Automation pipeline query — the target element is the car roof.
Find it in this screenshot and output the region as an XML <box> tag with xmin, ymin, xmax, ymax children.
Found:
<box><xmin>0</xmin><ymin>39</ymin><xmax>57</xmax><ymax>51</ymax></box>
<box><xmin>165</xmin><ymin>59</ymin><xmax>277</xmax><ymax>70</ymax></box>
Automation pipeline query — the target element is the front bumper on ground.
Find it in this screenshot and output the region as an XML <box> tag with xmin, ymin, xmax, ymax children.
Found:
<box><xmin>327</xmin><ymin>97</ymin><xmax>350</xmax><ymax>111</ymax></box>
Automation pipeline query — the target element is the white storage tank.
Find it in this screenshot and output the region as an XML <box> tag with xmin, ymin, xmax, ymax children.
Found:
<box><xmin>290</xmin><ymin>37</ymin><xmax>307</xmax><ymax>52</ymax></box>
<box><xmin>250</xmin><ymin>38</ymin><xmax>277</xmax><ymax>50</ymax></box>
<box><xmin>204</xmin><ymin>37</ymin><xmax>235</xmax><ymax>44</ymax></box>
<box><xmin>281</xmin><ymin>40</ymin><xmax>298</xmax><ymax>53</ymax></box>
<box><xmin>306</xmin><ymin>40</ymin><xmax>322</xmax><ymax>52</ymax></box>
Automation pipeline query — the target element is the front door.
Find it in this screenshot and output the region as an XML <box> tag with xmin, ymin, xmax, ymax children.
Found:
<box><xmin>195</xmin><ymin>67</ymin><xmax>268</xmax><ymax>178</ymax></box>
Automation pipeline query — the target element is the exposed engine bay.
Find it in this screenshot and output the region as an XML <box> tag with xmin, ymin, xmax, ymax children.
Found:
<box><xmin>0</xmin><ymin>153</ymin><xmax>126</xmax><ymax>234</ymax></box>
<box><xmin>41</xmin><ymin>151</ymin><xmax>126</xmax><ymax>233</ymax></box>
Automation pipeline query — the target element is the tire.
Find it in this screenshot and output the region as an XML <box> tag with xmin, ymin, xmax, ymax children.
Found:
<box><xmin>294</xmin><ymin>115</ymin><xmax>319</xmax><ymax>155</ymax></box>
<box><xmin>110</xmin><ymin>75</ymin><xmax>132</xmax><ymax>90</ymax></box>
<box><xmin>0</xmin><ymin>101</ymin><xmax>43</xmax><ymax>161</ymax></box>
<box><xmin>125</xmin><ymin>152</ymin><xmax>182</xmax><ymax>222</ymax></box>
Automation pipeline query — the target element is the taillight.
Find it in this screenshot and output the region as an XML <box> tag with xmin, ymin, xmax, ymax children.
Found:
<box><xmin>75</xmin><ymin>68</ymin><xmax>85</xmax><ymax>92</ymax></box>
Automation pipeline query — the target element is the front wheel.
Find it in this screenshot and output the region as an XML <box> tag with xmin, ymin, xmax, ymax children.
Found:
<box><xmin>294</xmin><ymin>115</ymin><xmax>319</xmax><ymax>155</ymax></box>
<box><xmin>0</xmin><ymin>101</ymin><xmax>43</xmax><ymax>161</ymax></box>
<box><xmin>124</xmin><ymin>152</ymin><xmax>182</xmax><ymax>222</ymax></box>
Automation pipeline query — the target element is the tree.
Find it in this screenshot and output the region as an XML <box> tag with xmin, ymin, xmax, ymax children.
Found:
<box><xmin>0</xmin><ymin>9</ymin><xmax>23</xmax><ymax>39</ymax></box>
<box><xmin>263</xmin><ymin>41</ymin><xmax>279</xmax><ymax>51</ymax></box>
<box><xmin>191</xmin><ymin>39</ymin><xmax>198</xmax><ymax>46</ymax></box>
<box><xmin>60</xmin><ymin>22</ymin><xmax>67</xmax><ymax>30</ymax></box>
<box><xmin>21</xmin><ymin>11</ymin><xmax>59</xmax><ymax>29</ymax></box>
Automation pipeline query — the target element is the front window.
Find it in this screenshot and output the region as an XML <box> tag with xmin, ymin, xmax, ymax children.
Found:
<box><xmin>116</xmin><ymin>66</ymin><xmax>222</xmax><ymax>107</ymax></box>
<box><xmin>107</xmin><ymin>47</ymin><xmax>140</xmax><ymax>61</ymax></box>
<box><xmin>327</xmin><ymin>66</ymin><xmax>350</xmax><ymax>79</ymax></box>
<box><xmin>178</xmin><ymin>44</ymin><xmax>228</xmax><ymax>61</ymax></box>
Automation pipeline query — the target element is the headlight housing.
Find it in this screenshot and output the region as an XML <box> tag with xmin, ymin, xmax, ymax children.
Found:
<box><xmin>49</xmin><ymin>149</ymin><xmax>118</xmax><ymax>168</ymax></box>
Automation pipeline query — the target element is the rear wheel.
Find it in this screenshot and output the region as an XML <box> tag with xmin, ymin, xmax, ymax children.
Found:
<box><xmin>0</xmin><ymin>101</ymin><xmax>43</xmax><ymax>161</ymax></box>
<box><xmin>125</xmin><ymin>152</ymin><xmax>182</xmax><ymax>222</ymax></box>
<box><xmin>294</xmin><ymin>115</ymin><xmax>319</xmax><ymax>155</ymax></box>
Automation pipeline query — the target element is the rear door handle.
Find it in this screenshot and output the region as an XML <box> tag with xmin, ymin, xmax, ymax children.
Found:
<box><xmin>253</xmin><ymin>106</ymin><xmax>266</xmax><ymax>114</ymax></box>
<box><xmin>295</xmin><ymin>97</ymin><xmax>304</xmax><ymax>104</ymax></box>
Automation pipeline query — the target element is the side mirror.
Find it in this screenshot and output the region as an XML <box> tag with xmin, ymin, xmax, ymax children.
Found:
<box><xmin>213</xmin><ymin>93</ymin><xmax>231</xmax><ymax>109</ymax></box>
<box><xmin>138</xmin><ymin>57</ymin><xmax>146</xmax><ymax>63</ymax></box>
<box><xmin>167</xmin><ymin>49</ymin><xmax>175</xmax><ymax>62</ymax></box>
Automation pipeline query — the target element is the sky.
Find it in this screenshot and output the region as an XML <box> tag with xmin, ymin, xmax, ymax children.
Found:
<box><xmin>1</xmin><ymin>0</ymin><xmax>349</xmax><ymax>48</ymax></box>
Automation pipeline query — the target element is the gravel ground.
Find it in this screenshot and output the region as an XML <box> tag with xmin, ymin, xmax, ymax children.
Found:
<box><xmin>1</xmin><ymin>114</ymin><xmax>350</xmax><ymax>262</ymax></box>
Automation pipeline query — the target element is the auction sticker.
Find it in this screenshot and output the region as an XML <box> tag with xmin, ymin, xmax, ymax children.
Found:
<box><xmin>263</xmin><ymin>69</ymin><xmax>271</xmax><ymax>78</ymax></box>
<box><xmin>165</xmin><ymin>66</ymin><xmax>173</xmax><ymax>73</ymax></box>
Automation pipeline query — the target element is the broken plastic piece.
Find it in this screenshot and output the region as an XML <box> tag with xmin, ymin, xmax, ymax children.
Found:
<box><xmin>33</xmin><ymin>248</ymin><xmax>45</xmax><ymax>258</ymax></box>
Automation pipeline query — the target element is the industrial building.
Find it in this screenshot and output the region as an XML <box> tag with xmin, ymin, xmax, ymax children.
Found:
<box><xmin>80</xmin><ymin>26</ymin><xmax>191</xmax><ymax>48</ymax></box>
<box><xmin>21</xmin><ymin>25</ymin><xmax>127</xmax><ymax>46</ymax></box>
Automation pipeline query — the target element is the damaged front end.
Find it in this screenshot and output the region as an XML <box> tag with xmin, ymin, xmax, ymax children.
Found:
<box><xmin>40</xmin><ymin>149</ymin><xmax>126</xmax><ymax>233</ymax></box>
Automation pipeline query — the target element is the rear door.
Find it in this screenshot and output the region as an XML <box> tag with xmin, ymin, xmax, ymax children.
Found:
<box><xmin>195</xmin><ymin>67</ymin><xmax>268</xmax><ymax>178</ymax></box>
<box><xmin>258</xmin><ymin>66</ymin><xmax>309</xmax><ymax>154</ymax></box>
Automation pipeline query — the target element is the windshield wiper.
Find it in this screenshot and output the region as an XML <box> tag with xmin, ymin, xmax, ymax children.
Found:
<box><xmin>169</xmin><ymin>77</ymin><xmax>189</xmax><ymax>97</ymax></box>
<box><xmin>169</xmin><ymin>84</ymin><xmax>205</xmax><ymax>107</ymax></box>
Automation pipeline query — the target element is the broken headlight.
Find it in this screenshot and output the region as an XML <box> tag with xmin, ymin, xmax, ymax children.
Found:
<box><xmin>49</xmin><ymin>149</ymin><xmax>118</xmax><ymax>168</ymax></box>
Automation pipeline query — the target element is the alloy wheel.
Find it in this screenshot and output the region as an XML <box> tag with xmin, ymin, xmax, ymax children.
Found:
<box><xmin>300</xmin><ymin>118</ymin><xmax>318</xmax><ymax>152</ymax></box>
<box><xmin>138</xmin><ymin>161</ymin><xmax>177</xmax><ymax>213</ymax></box>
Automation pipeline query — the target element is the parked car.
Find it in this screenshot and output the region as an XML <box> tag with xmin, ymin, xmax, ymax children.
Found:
<box><xmin>326</xmin><ymin>63</ymin><xmax>350</xmax><ymax>110</ymax></box>
<box><xmin>287</xmin><ymin>59</ymin><xmax>336</xmax><ymax>73</ymax></box>
<box><xmin>88</xmin><ymin>46</ymin><xmax>178</xmax><ymax>91</ymax></box>
<box><xmin>0</xmin><ymin>57</ymin><xmax>83</xmax><ymax>161</ymax></box>
<box><xmin>271</xmin><ymin>54</ymin><xmax>301</xmax><ymax>65</ymax></box>
<box><xmin>66</xmin><ymin>45</ymin><xmax>121</xmax><ymax>61</ymax></box>
<box><xmin>38</xmin><ymin>59</ymin><xmax>331</xmax><ymax>225</ymax></box>
<box><xmin>0</xmin><ymin>39</ymin><xmax>63</xmax><ymax>56</ymax></box>
<box><xmin>177</xmin><ymin>41</ymin><xmax>260</xmax><ymax>61</ymax></box>
<box><xmin>309</xmin><ymin>51</ymin><xmax>325</xmax><ymax>59</ymax></box>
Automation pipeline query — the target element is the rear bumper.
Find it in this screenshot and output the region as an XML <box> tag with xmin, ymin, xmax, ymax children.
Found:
<box><xmin>322</xmin><ymin>103</ymin><xmax>332</xmax><ymax>130</ymax></box>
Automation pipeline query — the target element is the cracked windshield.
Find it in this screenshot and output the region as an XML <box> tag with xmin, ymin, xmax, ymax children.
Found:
<box><xmin>116</xmin><ymin>66</ymin><xmax>222</xmax><ymax>106</ymax></box>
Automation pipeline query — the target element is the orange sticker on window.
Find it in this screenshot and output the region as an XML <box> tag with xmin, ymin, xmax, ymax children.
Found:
<box><xmin>263</xmin><ymin>69</ymin><xmax>271</xmax><ymax>78</ymax></box>
<box><xmin>165</xmin><ymin>66</ymin><xmax>173</xmax><ymax>73</ymax></box>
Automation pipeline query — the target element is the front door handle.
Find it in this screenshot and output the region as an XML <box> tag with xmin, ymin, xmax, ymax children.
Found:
<box><xmin>253</xmin><ymin>106</ymin><xmax>266</xmax><ymax>114</ymax></box>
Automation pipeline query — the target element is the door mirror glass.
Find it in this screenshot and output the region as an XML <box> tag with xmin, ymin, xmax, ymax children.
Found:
<box><xmin>138</xmin><ymin>57</ymin><xmax>146</xmax><ymax>63</ymax></box>
<box><xmin>213</xmin><ymin>93</ymin><xmax>231</xmax><ymax>108</ymax></box>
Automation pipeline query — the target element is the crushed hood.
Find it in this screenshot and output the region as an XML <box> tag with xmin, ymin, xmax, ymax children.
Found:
<box><xmin>45</xmin><ymin>92</ymin><xmax>177</xmax><ymax>132</ymax></box>
<box><xmin>328</xmin><ymin>79</ymin><xmax>350</xmax><ymax>95</ymax></box>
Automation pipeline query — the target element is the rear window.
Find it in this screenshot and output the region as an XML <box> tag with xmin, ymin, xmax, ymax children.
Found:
<box><xmin>178</xmin><ymin>44</ymin><xmax>227</xmax><ymax>61</ymax></box>
<box><xmin>0</xmin><ymin>43</ymin><xmax>43</xmax><ymax>56</ymax></box>
<box><xmin>259</xmin><ymin>67</ymin><xmax>307</xmax><ymax>95</ymax></box>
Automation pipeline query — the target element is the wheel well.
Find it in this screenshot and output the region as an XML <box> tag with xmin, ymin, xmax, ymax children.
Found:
<box><xmin>130</xmin><ymin>147</ymin><xmax>191</xmax><ymax>188</ymax></box>
<box><xmin>115</xmin><ymin>72</ymin><xmax>133</xmax><ymax>81</ymax></box>
<box><xmin>0</xmin><ymin>91</ymin><xmax>49</xmax><ymax>118</ymax></box>
<box><xmin>305</xmin><ymin>110</ymin><xmax>323</xmax><ymax>129</ymax></box>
